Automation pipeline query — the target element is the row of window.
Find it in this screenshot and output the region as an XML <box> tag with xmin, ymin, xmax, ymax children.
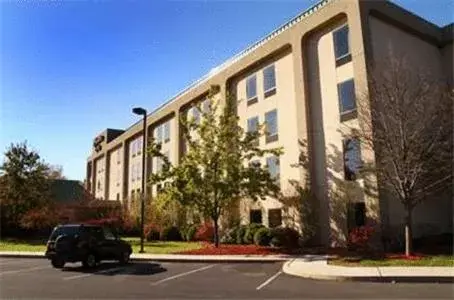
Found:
<box><xmin>130</xmin><ymin>162</ymin><xmax>142</xmax><ymax>182</ymax></box>
<box><xmin>246</xmin><ymin>64</ymin><xmax>276</xmax><ymax>105</ymax></box>
<box><xmin>131</xmin><ymin>136</ymin><xmax>143</xmax><ymax>157</ymax></box>
<box><xmin>154</xmin><ymin>121</ymin><xmax>171</xmax><ymax>144</ymax></box>
<box><xmin>249</xmin><ymin>208</ymin><xmax>282</xmax><ymax>228</ymax></box>
<box><xmin>247</xmin><ymin>109</ymin><xmax>278</xmax><ymax>144</ymax></box>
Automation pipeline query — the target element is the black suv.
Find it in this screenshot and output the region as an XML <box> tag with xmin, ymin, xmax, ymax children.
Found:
<box><xmin>45</xmin><ymin>224</ymin><xmax>132</xmax><ymax>269</ymax></box>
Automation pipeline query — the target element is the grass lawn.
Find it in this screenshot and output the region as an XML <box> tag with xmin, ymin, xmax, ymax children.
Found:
<box><xmin>329</xmin><ymin>255</ymin><xmax>454</xmax><ymax>267</ymax></box>
<box><xmin>0</xmin><ymin>237</ymin><xmax>203</xmax><ymax>254</ymax></box>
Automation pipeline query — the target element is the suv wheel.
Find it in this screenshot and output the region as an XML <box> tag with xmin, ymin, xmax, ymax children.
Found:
<box><xmin>82</xmin><ymin>253</ymin><xmax>97</xmax><ymax>269</ymax></box>
<box><xmin>119</xmin><ymin>251</ymin><xmax>130</xmax><ymax>265</ymax></box>
<box><xmin>51</xmin><ymin>257</ymin><xmax>65</xmax><ymax>269</ymax></box>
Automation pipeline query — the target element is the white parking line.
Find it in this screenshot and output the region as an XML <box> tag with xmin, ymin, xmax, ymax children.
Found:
<box><xmin>256</xmin><ymin>271</ymin><xmax>282</xmax><ymax>290</ymax></box>
<box><xmin>0</xmin><ymin>266</ymin><xmax>50</xmax><ymax>276</ymax></box>
<box><xmin>151</xmin><ymin>264</ymin><xmax>216</xmax><ymax>286</ymax></box>
<box><xmin>62</xmin><ymin>266</ymin><xmax>125</xmax><ymax>281</ymax></box>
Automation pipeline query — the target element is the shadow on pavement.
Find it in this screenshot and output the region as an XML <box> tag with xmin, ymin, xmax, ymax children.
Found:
<box><xmin>61</xmin><ymin>261</ymin><xmax>167</xmax><ymax>276</ymax></box>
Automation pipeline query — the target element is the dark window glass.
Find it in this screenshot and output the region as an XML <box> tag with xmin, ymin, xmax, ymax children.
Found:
<box><xmin>333</xmin><ymin>25</ymin><xmax>349</xmax><ymax>60</ymax></box>
<box><xmin>266</xmin><ymin>156</ymin><xmax>280</xmax><ymax>185</ymax></box>
<box><xmin>116</xmin><ymin>193</ymin><xmax>120</xmax><ymax>201</ymax></box>
<box><xmin>265</xmin><ymin>109</ymin><xmax>278</xmax><ymax>142</ymax></box>
<box><xmin>49</xmin><ymin>226</ymin><xmax>80</xmax><ymax>240</ymax></box>
<box><xmin>268</xmin><ymin>209</ymin><xmax>282</xmax><ymax>228</ymax></box>
<box><xmin>263</xmin><ymin>65</ymin><xmax>276</xmax><ymax>92</ymax></box>
<box><xmin>343</xmin><ymin>138</ymin><xmax>361</xmax><ymax>181</ymax></box>
<box><xmin>246</xmin><ymin>75</ymin><xmax>257</xmax><ymax>100</ymax></box>
<box><xmin>250</xmin><ymin>209</ymin><xmax>262</xmax><ymax>224</ymax></box>
<box><xmin>103</xmin><ymin>227</ymin><xmax>116</xmax><ymax>240</ymax></box>
<box><xmin>337</xmin><ymin>79</ymin><xmax>356</xmax><ymax>114</ymax></box>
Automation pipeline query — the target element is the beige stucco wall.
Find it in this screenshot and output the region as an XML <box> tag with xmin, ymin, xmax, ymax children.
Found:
<box><xmin>233</xmin><ymin>50</ymin><xmax>301</xmax><ymax>227</ymax></box>
<box><xmin>368</xmin><ymin>16</ymin><xmax>452</xmax><ymax>237</ymax></box>
<box><xmin>108</xmin><ymin>147</ymin><xmax>123</xmax><ymax>201</ymax></box>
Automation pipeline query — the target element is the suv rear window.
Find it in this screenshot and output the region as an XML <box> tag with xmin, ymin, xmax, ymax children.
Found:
<box><xmin>49</xmin><ymin>226</ymin><xmax>80</xmax><ymax>240</ymax></box>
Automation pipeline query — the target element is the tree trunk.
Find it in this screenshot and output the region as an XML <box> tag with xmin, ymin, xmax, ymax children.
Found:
<box><xmin>404</xmin><ymin>207</ymin><xmax>413</xmax><ymax>257</ymax></box>
<box><xmin>213</xmin><ymin>218</ymin><xmax>220</xmax><ymax>248</ymax></box>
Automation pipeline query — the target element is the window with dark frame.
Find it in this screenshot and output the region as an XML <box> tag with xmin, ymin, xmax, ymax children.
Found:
<box><xmin>246</xmin><ymin>75</ymin><xmax>258</xmax><ymax>105</ymax></box>
<box><xmin>266</xmin><ymin>156</ymin><xmax>280</xmax><ymax>186</ymax></box>
<box><xmin>347</xmin><ymin>202</ymin><xmax>366</xmax><ymax>232</ymax></box>
<box><xmin>268</xmin><ymin>209</ymin><xmax>282</xmax><ymax>228</ymax></box>
<box><xmin>247</xmin><ymin>116</ymin><xmax>259</xmax><ymax>146</ymax></box>
<box><xmin>249</xmin><ymin>209</ymin><xmax>262</xmax><ymax>224</ymax></box>
<box><xmin>343</xmin><ymin>137</ymin><xmax>361</xmax><ymax>181</ymax></box>
<box><xmin>337</xmin><ymin>79</ymin><xmax>356</xmax><ymax>117</ymax></box>
<box><xmin>263</xmin><ymin>64</ymin><xmax>276</xmax><ymax>97</ymax></box>
<box><xmin>333</xmin><ymin>25</ymin><xmax>351</xmax><ymax>66</ymax></box>
<box><xmin>265</xmin><ymin>109</ymin><xmax>278</xmax><ymax>143</ymax></box>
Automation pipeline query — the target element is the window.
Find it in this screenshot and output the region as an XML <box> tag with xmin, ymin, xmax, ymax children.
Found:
<box><xmin>131</xmin><ymin>190</ymin><xmax>135</xmax><ymax>200</ymax></box>
<box><xmin>156</xmin><ymin>184</ymin><xmax>162</xmax><ymax>195</ymax></box>
<box><xmin>131</xmin><ymin>164</ymin><xmax>136</xmax><ymax>182</ymax></box>
<box><xmin>131</xmin><ymin>140</ymin><xmax>136</xmax><ymax>157</ymax></box>
<box><xmin>116</xmin><ymin>169</ymin><xmax>121</xmax><ymax>186</ymax></box>
<box><xmin>116</xmin><ymin>193</ymin><xmax>120</xmax><ymax>201</ymax></box>
<box><xmin>246</xmin><ymin>75</ymin><xmax>258</xmax><ymax>105</ymax></box>
<box><xmin>343</xmin><ymin>138</ymin><xmax>361</xmax><ymax>181</ymax></box>
<box><xmin>249</xmin><ymin>209</ymin><xmax>262</xmax><ymax>224</ymax></box>
<box><xmin>266</xmin><ymin>156</ymin><xmax>280</xmax><ymax>185</ymax></box>
<box><xmin>103</xmin><ymin>227</ymin><xmax>116</xmax><ymax>240</ymax></box>
<box><xmin>137</xmin><ymin>137</ymin><xmax>142</xmax><ymax>155</ymax></box>
<box><xmin>268</xmin><ymin>209</ymin><xmax>282</xmax><ymax>228</ymax></box>
<box><xmin>333</xmin><ymin>25</ymin><xmax>351</xmax><ymax>65</ymax></box>
<box><xmin>163</xmin><ymin>122</ymin><xmax>170</xmax><ymax>143</ymax></box>
<box><xmin>263</xmin><ymin>65</ymin><xmax>276</xmax><ymax>97</ymax></box>
<box><xmin>202</xmin><ymin>99</ymin><xmax>210</xmax><ymax>113</ymax></box>
<box><xmin>348</xmin><ymin>202</ymin><xmax>366</xmax><ymax>232</ymax></box>
<box><xmin>137</xmin><ymin>162</ymin><xmax>142</xmax><ymax>180</ymax></box>
<box><xmin>337</xmin><ymin>79</ymin><xmax>356</xmax><ymax>116</ymax></box>
<box><xmin>116</xmin><ymin>149</ymin><xmax>121</xmax><ymax>164</ymax></box>
<box><xmin>247</xmin><ymin>116</ymin><xmax>259</xmax><ymax>146</ymax></box>
<box><xmin>192</xmin><ymin>107</ymin><xmax>200</xmax><ymax>124</ymax></box>
<box><xmin>265</xmin><ymin>109</ymin><xmax>278</xmax><ymax>143</ymax></box>
<box><xmin>155</xmin><ymin>126</ymin><xmax>163</xmax><ymax>144</ymax></box>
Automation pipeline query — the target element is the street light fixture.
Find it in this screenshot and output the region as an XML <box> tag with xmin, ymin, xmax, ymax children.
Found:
<box><xmin>132</xmin><ymin>107</ymin><xmax>147</xmax><ymax>253</ymax></box>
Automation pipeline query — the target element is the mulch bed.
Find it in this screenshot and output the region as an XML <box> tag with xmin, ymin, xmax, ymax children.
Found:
<box><xmin>176</xmin><ymin>242</ymin><xmax>297</xmax><ymax>255</ymax></box>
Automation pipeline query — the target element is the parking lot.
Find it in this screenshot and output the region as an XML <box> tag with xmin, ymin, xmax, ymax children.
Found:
<box><xmin>0</xmin><ymin>258</ymin><xmax>452</xmax><ymax>299</ymax></box>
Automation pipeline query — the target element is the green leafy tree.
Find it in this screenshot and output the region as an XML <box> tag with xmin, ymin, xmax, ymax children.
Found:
<box><xmin>149</xmin><ymin>86</ymin><xmax>282</xmax><ymax>247</ymax></box>
<box><xmin>0</xmin><ymin>142</ymin><xmax>51</xmax><ymax>229</ymax></box>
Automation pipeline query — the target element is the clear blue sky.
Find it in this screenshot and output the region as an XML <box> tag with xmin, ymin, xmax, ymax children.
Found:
<box><xmin>1</xmin><ymin>0</ymin><xmax>452</xmax><ymax>181</ymax></box>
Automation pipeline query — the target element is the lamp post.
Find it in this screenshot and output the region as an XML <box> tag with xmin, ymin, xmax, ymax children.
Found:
<box><xmin>132</xmin><ymin>107</ymin><xmax>147</xmax><ymax>253</ymax></box>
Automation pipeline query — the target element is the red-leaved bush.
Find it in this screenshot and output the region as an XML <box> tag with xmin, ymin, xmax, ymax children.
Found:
<box><xmin>348</xmin><ymin>225</ymin><xmax>375</xmax><ymax>252</ymax></box>
<box><xmin>84</xmin><ymin>217</ymin><xmax>121</xmax><ymax>228</ymax></box>
<box><xmin>195</xmin><ymin>222</ymin><xmax>214</xmax><ymax>242</ymax></box>
<box><xmin>20</xmin><ymin>206</ymin><xmax>60</xmax><ymax>230</ymax></box>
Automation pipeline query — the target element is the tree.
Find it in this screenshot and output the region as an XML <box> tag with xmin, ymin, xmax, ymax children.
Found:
<box><xmin>46</xmin><ymin>164</ymin><xmax>66</xmax><ymax>180</ymax></box>
<box><xmin>150</xmin><ymin>86</ymin><xmax>282</xmax><ymax>247</ymax></box>
<box><xmin>350</xmin><ymin>58</ymin><xmax>453</xmax><ymax>256</ymax></box>
<box><xmin>0</xmin><ymin>142</ymin><xmax>51</xmax><ymax>229</ymax></box>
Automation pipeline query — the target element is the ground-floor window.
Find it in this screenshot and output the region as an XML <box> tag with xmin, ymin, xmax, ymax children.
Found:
<box><xmin>268</xmin><ymin>208</ymin><xmax>282</xmax><ymax>228</ymax></box>
<box><xmin>249</xmin><ymin>209</ymin><xmax>262</xmax><ymax>224</ymax></box>
<box><xmin>348</xmin><ymin>202</ymin><xmax>366</xmax><ymax>232</ymax></box>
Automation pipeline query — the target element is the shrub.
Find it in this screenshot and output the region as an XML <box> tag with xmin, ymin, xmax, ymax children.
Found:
<box><xmin>254</xmin><ymin>227</ymin><xmax>272</xmax><ymax>246</ymax></box>
<box><xmin>270</xmin><ymin>227</ymin><xmax>300</xmax><ymax>248</ymax></box>
<box><xmin>348</xmin><ymin>225</ymin><xmax>375</xmax><ymax>252</ymax></box>
<box><xmin>84</xmin><ymin>217</ymin><xmax>121</xmax><ymax>228</ymax></box>
<box><xmin>145</xmin><ymin>224</ymin><xmax>161</xmax><ymax>241</ymax></box>
<box><xmin>195</xmin><ymin>222</ymin><xmax>214</xmax><ymax>242</ymax></box>
<box><xmin>235</xmin><ymin>225</ymin><xmax>248</xmax><ymax>244</ymax></box>
<box><xmin>184</xmin><ymin>224</ymin><xmax>197</xmax><ymax>241</ymax></box>
<box><xmin>220</xmin><ymin>226</ymin><xmax>238</xmax><ymax>244</ymax></box>
<box><xmin>20</xmin><ymin>206</ymin><xmax>60</xmax><ymax>231</ymax></box>
<box><xmin>161</xmin><ymin>226</ymin><xmax>182</xmax><ymax>241</ymax></box>
<box><xmin>243</xmin><ymin>223</ymin><xmax>265</xmax><ymax>244</ymax></box>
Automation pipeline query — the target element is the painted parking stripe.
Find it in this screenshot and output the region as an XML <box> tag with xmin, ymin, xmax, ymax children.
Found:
<box><xmin>62</xmin><ymin>266</ymin><xmax>125</xmax><ymax>281</ymax></box>
<box><xmin>0</xmin><ymin>266</ymin><xmax>50</xmax><ymax>276</ymax></box>
<box><xmin>256</xmin><ymin>271</ymin><xmax>282</xmax><ymax>290</ymax></box>
<box><xmin>151</xmin><ymin>264</ymin><xmax>216</xmax><ymax>286</ymax></box>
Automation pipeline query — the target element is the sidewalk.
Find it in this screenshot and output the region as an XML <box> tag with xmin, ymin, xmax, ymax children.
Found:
<box><xmin>283</xmin><ymin>256</ymin><xmax>454</xmax><ymax>283</ymax></box>
<box><xmin>0</xmin><ymin>251</ymin><xmax>291</xmax><ymax>263</ymax></box>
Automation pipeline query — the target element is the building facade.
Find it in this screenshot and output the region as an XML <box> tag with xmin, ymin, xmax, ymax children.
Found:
<box><xmin>86</xmin><ymin>0</ymin><xmax>453</xmax><ymax>247</ymax></box>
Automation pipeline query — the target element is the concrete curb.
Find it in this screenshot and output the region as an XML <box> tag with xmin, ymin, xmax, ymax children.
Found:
<box><xmin>0</xmin><ymin>252</ymin><xmax>291</xmax><ymax>263</ymax></box>
<box><xmin>282</xmin><ymin>259</ymin><xmax>454</xmax><ymax>283</ymax></box>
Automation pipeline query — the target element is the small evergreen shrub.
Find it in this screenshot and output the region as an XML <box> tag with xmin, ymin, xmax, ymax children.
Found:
<box><xmin>270</xmin><ymin>227</ymin><xmax>300</xmax><ymax>248</ymax></box>
<box><xmin>235</xmin><ymin>225</ymin><xmax>248</xmax><ymax>244</ymax></box>
<box><xmin>161</xmin><ymin>226</ymin><xmax>182</xmax><ymax>241</ymax></box>
<box><xmin>243</xmin><ymin>223</ymin><xmax>265</xmax><ymax>244</ymax></box>
<box><xmin>220</xmin><ymin>226</ymin><xmax>238</xmax><ymax>244</ymax></box>
<box><xmin>254</xmin><ymin>227</ymin><xmax>272</xmax><ymax>246</ymax></box>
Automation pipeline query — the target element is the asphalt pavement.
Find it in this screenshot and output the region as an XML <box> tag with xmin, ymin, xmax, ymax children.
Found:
<box><xmin>0</xmin><ymin>258</ymin><xmax>452</xmax><ymax>299</ymax></box>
